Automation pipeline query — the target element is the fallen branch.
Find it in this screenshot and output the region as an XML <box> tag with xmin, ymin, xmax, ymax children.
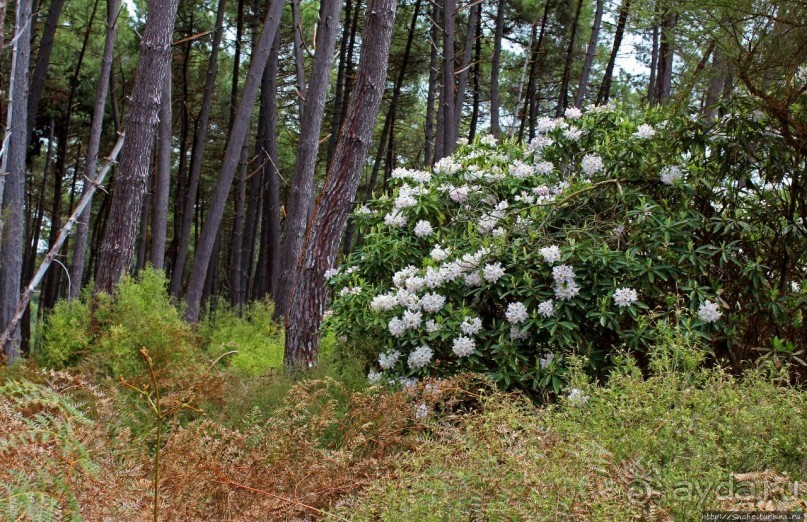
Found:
<box><xmin>0</xmin><ymin>134</ymin><xmax>125</xmax><ymax>353</ymax></box>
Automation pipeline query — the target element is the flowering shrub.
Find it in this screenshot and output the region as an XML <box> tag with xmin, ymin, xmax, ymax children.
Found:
<box><xmin>327</xmin><ymin>105</ymin><xmax>806</xmax><ymax>393</ymax></box>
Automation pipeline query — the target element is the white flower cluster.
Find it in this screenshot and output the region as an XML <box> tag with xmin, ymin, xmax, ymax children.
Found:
<box><xmin>420</xmin><ymin>293</ymin><xmax>446</xmax><ymax>313</ymax></box>
<box><xmin>379</xmin><ymin>350</ymin><xmax>401</xmax><ymax>370</ymax></box>
<box><xmin>633</xmin><ymin>124</ymin><xmax>656</xmax><ymax>139</ymax></box>
<box><xmin>567</xmin><ymin>388</ymin><xmax>589</xmax><ymax>405</ymax></box>
<box><xmin>391</xmin><ymin>167</ymin><xmax>431</xmax><ymax>184</ymax></box>
<box><xmin>414</xmin><ymin>220</ymin><xmax>434</xmax><ymax>237</ymax></box>
<box><xmin>460</xmin><ymin>316</ymin><xmax>482</xmax><ymax>335</ymax></box>
<box><xmin>552</xmin><ymin>264</ymin><xmax>580</xmax><ymax>301</ymax></box>
<box><xmin>478</xmin><ymin>201</ymin><xmax>508</xmax><ymax>234</ymax></box>
<box><xmin>431</xmin><ymin>244</ymin><xmax>450</xmax><ymax>261</ymax></box>
<box><xmin>563</xmin><ymin>126</ymin><xmax>583</xmax><ymax>141</ymax></box>
<box><xmin>434</xmin><ymin>156</ymin><xmax>462</xmax><ymax>175</ymax></box>
<box><xmin>537</xmin><ymin>299</ymin><xmax>555</xmax><ymax>318</ymax></box>
<box><xmin>324</xmin><ymin>268</ymin><xmax>340</xmax><ymax>280</ymax></box>
<box><xmin>660</xmin><ymin>165</ymin><xmax>684</xmax><ymax>185</ymax></box>
<box><xmin>698</xmin><ymin>300</ymin><xmax>722</xmax><ymax>323</ymax></box>
<box><xmin>581</xmin><ymin>154</ymin><xmax>604</xmax><ymax>177</ymax></box>
<box><xmin>540</xmin><ymin>245</ymin><xmax>562</xmax><ymax>265</ymax></box>
<box><xmin>564</xmin><ymin>107</ymin><xmax>583</xmax><ymax>119</ymax></box>
<box><xmin>448</xmin><ymin>184</ymin><xmax>470</xmax><ymax>203</ymax></box>
<box><xmin>509</xmin><ymin>160</ymin><xmax>534</xmax><ymax>179</ymax></box>
<box><xmin>452</xmin><ymin>336</ymin><xmax>476</xmax><ymax>357</ymax></box>
<box><xmin>483</xmin><ymin>262</ymin><xmax>506</xmax><ymax>283</ymax></box>
<box><xmin>408</xmin><ymin>345</ymin><xmax>433</xmax><ymax>369</ymax></box>
<box><xmin>539</xmin><ymin>353</ymin><xmax>555</xmax><ymax>369</ymax></box>
<box><xmin>505</xmin><ymin>302</ymin><xmax>529</xmax><ymax>324</ymax></box>
<box><xmin>613</xmin><ymin>287</ymin><xmax>638</xmax><ymax>307</ymax></box>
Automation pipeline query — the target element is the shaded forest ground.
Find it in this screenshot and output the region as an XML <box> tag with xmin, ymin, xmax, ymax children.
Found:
<box><xmin>1</xmin><ymin>273</ymin><xmax>805</xmax><ymax>520</ymax></box>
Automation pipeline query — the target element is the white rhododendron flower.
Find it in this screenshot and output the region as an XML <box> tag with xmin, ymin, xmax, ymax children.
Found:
<box><xmin>567</xmin><ymin>388</ymin><xmax>589</xmax><ymax>404</ymax></box>
<box><xmin>452</xmin><ymin>336</ymin><xmax>476</xmax><ymax>357</ymax></box>
<box><xmin>387</xmin><ymin>318</ymin><xmax>405</xmax><ymax>338</ymax></box>
<box><xmin>634</xmin><ymin>124</ymin><xmax>656</xmax><ymax>139</ymax></box>
<box><xmin>563</xmin><ymin>127</ymin><xmax>583</xmax><ymax>141</ymax></box>
<box><xmin>396</xmin><ymin>288</ymin><xmax>419</xmax><ymax>310</ymax></box>
<box><xmin>419</xmin><ymin>293</ymin><xmax>446</xmax><ymax>313</ymax></box>
<box><xmin>660</xmin><ymin>165</ymin><xmax>684</xmax><ymax>185</ymax></box>
<box><xmin>483</xmin><ymin>262</ymin><xmax>505</xmax><ymax>283</ymax></box>
<box><xmin>564</xmin><ymin>107</ymin><xmax>582</xmax><ymax>119</ymax></box>
<box><xmin>540</xmin><ymin>245</ymin><xmax>562</xmax><ymax>265</ymax></box>
<box><xmin>449</xmin><ymin>184</ymin><xmax>471</xmax><ymax>203</ymax></box>
<box><xmin>460</xmin><ymin>317</ymin><xmax>483</xmax><ymax>335</ymax></box>
<box><xmin>613</xmin><ymin>287</ymin><xmax>638</xmax><ymax>307</ymax></box>
<box><xmin>552</xmin><ymin>264</ymin><xmax>576</xmax><ymax>283</ymax></box>
<box><xmin>370</xmin><ymin>293</ymin><xmax>397</xmax><ymax>312</ymax></box>
<box><xmin>431</xmin><ymin>244</ymin><xmax>449</xmax><ymax>262</ymax></box>
<box><xmin>414</xmin><ymin>220</ymin><xmax>434</xmax><ymax>237</ymax></box>
<box><xmin>384</xmin><ymin>210</ymin><xmax>407</xmax><ymax>227</ymax></box>
<box><xmin>537</xmin><ymin>299</ymin><xmax>555</xmax><ymax>318</ymax></box>
<box><xmin>402</xmin><ymin>309</ymin><xmax>423</xmax><ymax>330</ymax></box>
<box><xmin>792</xmin><ymin>281</ymin><xmax>802</xmax><ymax>293</ymax></box>
<box><xmin>505</xmin><ymin>302</ymin><xmax>529</xmax><ymax>324</ymax></box>
<box><xmin>379</xmin><ymin>350</ymin><xmax>401</xmax><ymax>370</ymax></box>
<box><xmin>509</xmin><ymin>326</ymin><xmax>529</xmax><ymax>340</ymax></box>
<box><xmin>425</xmin><ymin>319</ymin><xmax>442</xmax><ymax>333</ymax></box>
<box><xmin>539</xmin><ymin>353</ymin><xmax>555</xmax><ymax>369</ymax></box>
<box><xmin>408</xmin><ymin>345</ymin><xmax>434</xmax><ymax>369</ymax></box>
<box><xmin>415</xmin><ymin>403</ymin><xmax>429</xmax><ymax>419</ymax></box>
<box><xmin>698</xmin><ymin>300</ymin><xmax>722</xmax><ymax>323</ymax></box>
<box><xmin>368</xmin><ymin>371</ymin><xmax>383</xmax><ymax>384</ymax></box>
<box><xmin>535</xmin><ymin>161</ymin><xmax>554</xmax><ymax>175</ymax></box>
<box><xmin>463</xmin><ymin>271</ymin><xmax>482</xmax><ymax>287</ymax></box>
<box><xmin>581</xmin><ymin>153</ymin><xmax>604</xmax><ymax>176</ymax></box>
<box><xmin>480</xmin><ymin>134</ymin><xmax>497</xmax><ymax>146</ymax></box>
<box><xmin>509</xmin><ymin>160</ymin><xmax>533</xmax><ymax>179</ymax></box>
<box><xmin>528</xmin><ymin>135</ymin><xmax>553</xmax><ymax>152</ymax></box>
<box><xmin>554</xmin><ymin>280</ymin><xmax>581</xmax><ymax>301</ymax></box>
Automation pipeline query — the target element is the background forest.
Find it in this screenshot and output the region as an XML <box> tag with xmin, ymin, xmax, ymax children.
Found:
<box><xmin>0</xmin><ymin>0</ymin><xmax>805</xmax><ymax>518</ymax></box>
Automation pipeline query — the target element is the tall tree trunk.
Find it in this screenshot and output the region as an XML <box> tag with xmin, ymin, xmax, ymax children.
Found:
<box><xmin>326</xmin><ymin>0</ymin><xmax>353</xmax><ymax>168</ymax></box>
<box><xmin>511</xmin><ymin>20</ymin><xmax>535</xmax><ymax>138</ymax></box>
<box><xmin>229</xmin><ymin>144</ymin><xmax>248</xmax><ymax>308</ymax></box>
<box><xmin>424</xmin><ymin>0</ymin><xmax>439</xmax><ymax>164</ymax></box>
<box><xmin>648</xmin><ymin>20</ymin><xmax>659</xmax><ymax>104</ymax></box>
<box><xmin>0</xmin><ymin>0</ymin><xmax>33</xmax><ymax>361</ymax></box>
<box><xmin>26</xmin><ymin>0</ymin><xmax>65</xmax><ymax>141</ymax></box>
<box><xmin>275</xmin><ymin>0</ymin><xmax>343</xmax><ymax>318</ymax></box>
<box><xmin>257</xmin><ymin>29</ymin><xmax>281</xmax><ymax>300</ymax></box>
<box><xmin>653</xmin><ymin>8</ymin><xmax>676</xmax><ymax>104</ymax></box>
<box><xmin>292</xmin><ymin>0</ymin><xmax>307</xmax><ymax>106</ymax></box>
<box><xmin>436</xmin><ymin>0</ymin><xmax>456</xmax><ymax>160</ymax></box>
<box><xmin>169</xmin><ymin>0</ymin><xmax>227</xmax><ymax>297</ymax></box>
<box><xmin>150</xmin><ymin>72</ymin><xmax>172</xmax><ymax>270</ymax></box>
<box><xmin>469</xmin><ymin>6</ymin><xmax>482</xmax><ymax>142</ymax></box>
<box><xmin>596</xmin><ymin>0</ymin><xmax>630</xmax><ymax>105</ymax></box>
<box><xmin>285</xmin><ymin>0</ymin><xmax>396</xmax><ymax>367</ymax></box>
<box><xmin>490</xmin><ymin>0</ymin><xmax>505</xmax><ymax>137</ymax></box>
<box><xmin>183</xmin><ymin>0</ymin><xmax>285</xmax><ymax>322</ymax></box>
<box><xmin>557</xmin><ymin>0</ymin><xmax>583</xmax><ymax>116</ymax></box>
<box><xmin>574</xmin><ymin>0</ymin><xmax>603</xmax><ymax>107</ymax></box>
<box><xmin>70</xmin><ymin>0</ymin><xmax>120</xmax><ymax>299</ymax></box>
<box><xmin>526</xmin><ymin>0</ymin><xmax>551</xmax><ymax>140</ymax></box>
<box><xmin>453</xmin><ymin>1</ymin><xmax>478</xmax><ymax>139</ymax></box>
<box><xmin>94</xmin><ymin>0</ymin><xmax>180</xmax><ymax>294</ymax></box>
<box><xmin>704</xmin><ymin>47</ymin><xmax>726</xmax><ymax>122</ymax></box>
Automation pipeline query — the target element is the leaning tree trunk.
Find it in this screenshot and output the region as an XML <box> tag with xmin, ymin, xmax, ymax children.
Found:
<box><xmin>285</xmin><ymin>0</ymin><xmax>397</xmax><ymax>368</ymax></box>
<box><xmin>275</xmin><ymin>0</ymin><xmax>343</xmax><ymax>318</ymax></box>
<box><xmin>169</xmin><ymin>0</ymin><xmax>227</xmax><ymax>297</ymax></box>
<box><xmin>490</xmin><ymin>0</ymin><xmax>505</xmax><ymax>138</ymax></box>
<box><xmin>574</xmin><ymin>0</ymin><xmax>604</xmax><ymax>107</ymax></box>
<box><xmin>183</xmin><ymin>0</ymin><xmax>286</xmax><ymax>323</ymax></box>
<box><xmin>0</xmin><ymin>0</ymin><xmax>33</xmax><ymax>362</ymax></box>
<box><xmin>26</xmin><ymin>0</ymin><xmax>66</xmax><ymax>141</ymax></box>
<box><xmin>150</xmin><ymin>72</ymin><xmax>172</xmax><ymax>269</ymax></box>
<box><xmin>70</xmin><ymin>0</ymin><xmax>120</xmax><ymax>299</ymax></box>
<box><xmin>596</xmin><ymin>0</ymin><xmax>630</xmax><ymax>105</ymax></box>
<box><xmin>94</xmin><ymin>0</ymin><xmax>180</xmax><ymax>294</ymax></box>
<box><xmin>557</xmin><ymin>0</ymin><xmax>584</xmax><ymax>116</ymax></box>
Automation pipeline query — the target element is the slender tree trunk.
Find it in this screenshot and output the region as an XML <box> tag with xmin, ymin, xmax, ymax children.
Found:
<box><xmin>26</xmin><ymin>0</ymin><xmax>65</xmax><ymax>141</ymax></box>
<box><xmin>648</xmin><ymin>21</ymin><xmax>659</xmax><ymax>104</ymax></box>
<box><xmin>229</xmin><ymin>144</ymin><xmax>248</xmax><ymax>307</ymax></box>
<box><xmin>275</xmin><ymin>0</ymin><xmax>343</xmax><ymax>318</ymax></box>
<box><xmin>150</xmin><ymin>72</ymin><xmax>172</xmax><ymax>269</ymax></box>
<box><xmin>135</xmin><ymin>180</ymin><xmax>151</xmax><ymax>271</ymax></box>
<box><xmin>704</xmin><ymin>47</ymin><xmax>726</xmax><ymax>122</ymax></box>
<box><xmin>292</xmin><ymin>0</ymin><xmax>307</xmax><ymax>107</ymax></box>
<box><xmin>424</xmin><ymin>0</ymin><xmax>439</xmax><ymax>164</ymax></box>
<box><xmin>169</xmin><ymin>0</ymin><xmax>227</xmax><ymax>297</ymax></box>
<box><xmin>557</xmin><ymin>0</ymin><xmax>583</xmax><ymax>116</ymax></box>
<box><xmin>596</xmin><ymin>0</ymin><xmax>630</xmax><ymax>105</ymax></box>
<box><xmin>654</xmin><ymin>9</ymin><xmax>676</xmax><ymax>104</ymax></box>
<box><xmin>469</xmin><ymin>6</ymin><xmax>482</xmax><ymax>142</ymax></box>
<box><xmin>69</xmin><ymin>0</ymin><xmax>120</xmax><ymax>299</ymax></box>
<box><xmin>490</xmin><ymin>0</ymin><xmax>505</xmax><ymax>137</ymax></box>
<box><xmin>574</xmin><ymin>0</ymin><xmax>603</xmax><ymax>107</ymax></box>
<box><xmin>0</xmin><ymin>0</ymin><xmax>33</xmax><ymax>361</ymax></box>
<box><xmin>436</xmin><ymin>0</ymin><xmax>456</xmax><ymax>160</ymax></box>
<box><xmin>527</xmin><ymin>0</ymin><xmax>551</xmax><ymax>139</ymax></box>
<box><xmin>326</xmin><ymin>0</ymin><xmax>353</xmax><ymax>168</ymax></box>
<box><xmin>183</xmin><ymin>0</ymin><xmax>285</xmax><ymax>322</ymax></box>
<box><xmin>285</xmin><ymin>0</ymin><xmax>396</xmax><ymax>367</ymax></box>
<box><xmin>453</xmin><ymin>1</ymin><xmax>478</xmax><ymax>138</ymax></box>
<box><xmin>94</xmin><ymin>0</ymin><xmax>180</xmax><ymax>294</ymax></box>
<box><xmin>511</xmin><ymin>20</ymin><xmax>535</xmax><ymax>138</ymax></box>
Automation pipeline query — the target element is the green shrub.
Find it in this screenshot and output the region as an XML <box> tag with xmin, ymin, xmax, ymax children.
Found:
<box><xmin>199</xmin><ymin>299</ymin><xmax>284</xmax><ymax>376</ymax></box>
<box><xmin>328</xmin><ymin>104</ymin><xmax>806</xmax><ymax>393</ymax></box>
<box><xmin>35</xmin><ymin>296</ymin><xmax>91</xmax><ymax>368</ymax></box>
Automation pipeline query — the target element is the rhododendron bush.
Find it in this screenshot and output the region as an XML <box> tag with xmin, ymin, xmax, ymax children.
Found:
<box><xmin>326</xmin><ymin>105</ymin><xmax>806</xmax><ymax>393</ymax></box>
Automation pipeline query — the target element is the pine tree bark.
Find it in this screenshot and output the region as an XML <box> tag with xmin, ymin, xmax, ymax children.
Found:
<box><xmin>70</xmin><ymin>0</ymin><xmax>121</xmax><ymax>299</ymax></box>
<box><xmin>424</xmin><ymin>0</ymin><xmax>439</xmax><ymax>164</ymax></box>
<box><xmin>276</xmin><ymin>0</ymin><xmax>343</xmax><ymax>318</ymax></box>
<box><xmin>0</xmin><ymin>0</ymin><xmax>33</xmax><ymax>361</ymax></box>
<box><xmin>490</xmin><ymin>0</ymin><xmax>505</xmax><ymax>137</ymax></box>
<box><xmin>453</xmin><ymin>1</ymin><xmax>478</xmax><ymax>138</ymax></box>
<box><xmin>150</xmin><ymin>72</ymin><xmax>172</xmax><ymax>270</ymax></box>
<box><xmin>94</xmin><ymin>0</ymin><xmax>180</xmax><ymax>294</ymax></box>
<box><xmin>436</xmin><ymin>0</ymin><xmax>456</xmax><ymax>159</ymax></box>
<box><xmin>469</xmin><ymin>7</ymin><xmax>482</xmax><ymax>142</ymax></box>
<box><xmin>183</xmin><ymin>0</ymin><xmax>285</xmax><ymax>322</ymax></box>
<box><xmin>169</xmin><ymin>0</ymin><xmax>227</xmax><ymax>297</ymax></box>
<box><xmin>26</xmin><ymin>0</ymin><xmax>65</xmax><ymax>141</ymax></box>
<box><xmin>653</xmin><ymin>9</ymin><xmax>676</xmax><ymax>104</ymax></box>
<box><xmin>526</xmin><ymin>0</ymin><xmax>551</xmax><ymax>140</ymax></box>
<box><xmin>596</xmin><ymin>0</ymin><xmax>630</xmax><ymax>105</ymax></box>
<box><xmin>574</xmin><ymin>0</ymin><xmax>603</xmax><ymax>107</ymax></box>
<box><xmin>285</xmin><ymin>0</ymin><xmax>397</xmax><ymax>368</ymax></box>
<box><xmin>648</xmin><ymin>20</ymin><xmax>659</xmax><ymax>103</ymax></box>
<box><xmin>557</xmin><ymin>0</ymin><xmax>584</xmax><ymax>116</ymax></box>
